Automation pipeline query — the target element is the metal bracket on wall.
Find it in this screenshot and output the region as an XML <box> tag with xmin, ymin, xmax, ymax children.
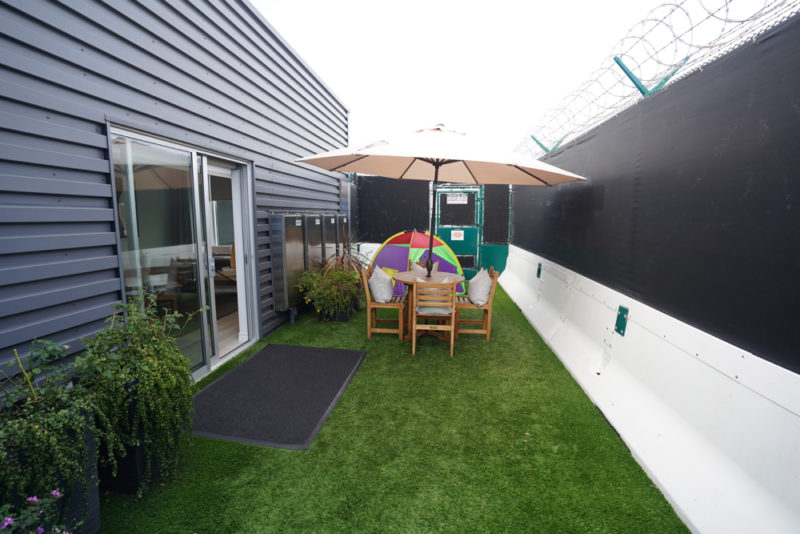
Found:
<box><xmin>530</xmin><ymin>134</ymin><xmax>564</xmax><ymax>154</ymax></box>
<box><xmin>615</xmin><ymin>305</ymin><xmax>629</xmax><ymax>336</ymax></box>
<box><xmin>613</xmin><ymin>55</ymin><xmax>689</xmax><ymax>96</ymax></box>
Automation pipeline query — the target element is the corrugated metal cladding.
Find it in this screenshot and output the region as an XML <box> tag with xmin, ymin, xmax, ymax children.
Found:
<box><xmin>0</xmin><ymin>0</ymin><xmax>348</xmax><ymax>365</ymax></box>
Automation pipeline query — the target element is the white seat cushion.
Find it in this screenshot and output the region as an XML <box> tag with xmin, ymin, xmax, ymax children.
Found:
<box><xmin>467</xmin><ymin>268</ymin><xmax>492</xmax><ymax>306</ymax></box>
<box><xmin>369</xmin><ymin>266</ymin><xmax>394</xmax><ymax>303</ymax></box>
<box><xmin>416</xmin><ymin>305</ymin><xmax>452</xmax><ymax>315</ymax></box>
<box><xmin>410</xmin><ymin>260</ymin><xmax>438</xmax><ymax>273</ymax></box>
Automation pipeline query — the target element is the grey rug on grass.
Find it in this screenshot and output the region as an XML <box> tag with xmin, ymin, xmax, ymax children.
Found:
<box><xmin>192</xmin><ymin>344</ymin><xmax>365</xmax><ymax>449</ymax></box>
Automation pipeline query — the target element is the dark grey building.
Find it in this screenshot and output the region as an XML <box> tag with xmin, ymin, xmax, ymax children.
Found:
<box><xmin>0</xmin><ymin>0</ymin><xmax>347</xmax><ymax>378</ymax></box>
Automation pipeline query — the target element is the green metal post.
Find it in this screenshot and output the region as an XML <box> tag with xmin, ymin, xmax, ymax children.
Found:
<box><xmin>530</xmin><ymin>134</ymin><xmax>553</xmax><ymax>154</ymax></box>
<box><xmin>613</xmin><ymin>56</ymin><xmax>649</xmax><ymax>96</ymax></box>
<box><xmin>614</xmin><ymin>55</ymin><xmax>690</xmax><ymax>97</ymax></box>
<box><xmin>531</xmin><ymin>135</ymin><xmax>565</xmax><ymax>154</ymax></box>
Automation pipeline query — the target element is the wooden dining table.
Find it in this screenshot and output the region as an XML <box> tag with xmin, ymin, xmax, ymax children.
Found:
<box><xmin>392</xmin><ymin>270</ymin><xmax>465</xmax><ymax>341</ymax></box>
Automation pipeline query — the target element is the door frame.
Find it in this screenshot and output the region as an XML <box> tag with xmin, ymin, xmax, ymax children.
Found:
<box><xmin>434</xmin><ymin>185</ymin><xmax>483</xmax><ymax>277</ymax></box>
<box><xmin>200</xmin><ymin>157</ymin><xmax>255</xmax><ymax>369</ymax></box>
<box><xmin>109</xmin><ymin>126</ymin><xmax>258</xmax><ymax>380</ymax></box>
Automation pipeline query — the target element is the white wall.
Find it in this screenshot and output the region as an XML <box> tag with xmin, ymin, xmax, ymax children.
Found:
<box><xmin>501</xmin><ymin>245</ymin><xmax>800</xmax><ymax>534</ymax></box>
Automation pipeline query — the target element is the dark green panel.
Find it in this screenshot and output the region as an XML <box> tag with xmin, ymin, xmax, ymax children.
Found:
<box><xmin>479</xmin><ymin>244</ymin><xmax>508</xmax><ymax>272</ymax></box>
<box><xmin>615</xmin><ymin>306</ymin><xmax>629</xmax><ymax>336</ymax></box>
<box><xmin>442</xmin><ymin>227</ymin><xmax>479</xmax><ymax>256</ymax></box>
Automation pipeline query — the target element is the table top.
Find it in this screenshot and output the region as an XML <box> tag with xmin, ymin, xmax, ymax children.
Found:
<box><xmin>393</xmin><ymin>270</ymin><xmax>465</xmax><ymax>285</ymax></box>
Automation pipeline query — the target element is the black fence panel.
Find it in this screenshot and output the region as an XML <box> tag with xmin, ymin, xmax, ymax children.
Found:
<box><xmin>483</xmin><ymin>185</ymin><xmax>510</xmax><ymax>244</ymax></box>
<box><xmin>512</xmin><ymin>14</ymin><xmax>800</xmax><ymax>374</ymax></box>
<box><xmin>355</xmin><ymin>176</ymin><xmax>430</xmax><ymax>243</ymax></box>
<box><xmin>439</xmin><ymin>192</ymin><xmax>476</xmax><ymax>226</ymax></box>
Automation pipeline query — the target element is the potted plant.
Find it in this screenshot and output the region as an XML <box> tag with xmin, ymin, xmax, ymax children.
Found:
<box><xmin>0</xmin><ymin>341</ymin><xmax>101</xmax><ymax>533</ymax></box>
<box><xmin>323</xmin><ymin>229</ymin><xmax>368</xmax><ymax>275</ymax></box>
<box><xmin>298</xmin><ymin>267</ymin><xmax>361</xmax><ymax>321</ymax></box>
<box><xmin>73</xmin><ymin>293</ymin><xmax>194</xmax><ymax>496</ymax></box>
<box><xmin>299</xmin><ymin>229</ymin><xmax>369</xmax><ymax>318</ymax></box>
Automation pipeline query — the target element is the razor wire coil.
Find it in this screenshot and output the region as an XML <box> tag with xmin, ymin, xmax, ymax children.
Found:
<box><xmin>517</xmin><ymin>0</ymin><xmax>800</xmax><ymax>158</ymax></box>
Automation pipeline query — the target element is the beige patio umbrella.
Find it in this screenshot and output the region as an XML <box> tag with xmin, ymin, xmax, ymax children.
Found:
<box><xmin>298</xmin><ymin>125</ymin><xmax>587</xmax><ymax>276</ymax></box>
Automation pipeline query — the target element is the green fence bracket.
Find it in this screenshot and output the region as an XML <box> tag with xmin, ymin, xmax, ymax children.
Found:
<box><xmin>536</xmin><ymin>263</ymin><xmax>542</xmax><ymax>278</ymax></box>
<box><xmin>613</xmin><ymin>55</ymin><xmax>689</xmax><ymax>97</ymax></box>
<box><xmin>530</xmin><ymin>135</ymin><xmax>564</xmax><ymax>154</ymax></box>
<box><xmin>615</xmin><ymin>306</ymin><xmax>629</xmax><ymax>336</ymax></box>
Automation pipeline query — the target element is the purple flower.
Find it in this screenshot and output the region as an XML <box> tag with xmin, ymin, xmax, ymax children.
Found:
<box><xmin>26</xmin><ymin>495</ymin><xmax>40</xmax><ymax>503</ymax></box>
<box><xmin>51</xmin><ymin>489</ymin><xmax>63</xmax><ymax>498</ymax></box>
<box><xmin>1</xmin><ymin>517</ymin><xmax>13</xmax><ymax>529</ymax></box>
<box><xmin>37</xmin><ymin>528</ymin><xmax>45</xmax><ymax>534</ymax></box>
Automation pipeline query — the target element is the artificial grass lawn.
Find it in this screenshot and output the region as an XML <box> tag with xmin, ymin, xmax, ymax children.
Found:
<box><xmin>100</xmin><ymin>286</ymin><xmax>688</xmax><ymax>533</ymax></box>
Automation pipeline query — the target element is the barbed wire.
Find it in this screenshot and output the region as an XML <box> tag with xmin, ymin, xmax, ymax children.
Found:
<box><xmin>516</xmin><ymin>0</ymin><xmax>800</xmax><ymax>159</ymax></box>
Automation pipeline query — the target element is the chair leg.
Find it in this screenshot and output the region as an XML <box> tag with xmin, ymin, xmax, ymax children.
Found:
<box><xmin>485</xmin><ymin>309</ymin><xmax>491</xmax><ymax>341</ymax></box>
<box><xmin>454</xmin><ymin>308</ymin><xmax>460</xmax><ymax>339</ymax></box>
<box><xmin>366</xmin><ymin>306</ymin><xmax>372</xmax><ymax>338</ymax></box>
<box><xmin>411</xmin><ymin>316</ymin><xmax>417</xmax><ymax>355</ymax></box>
<box><xmin>449</xmin><ymin>318</ymin><xmax>455</xmax><ymax>357</ymax></box>
<box><xmin>398</xmin><ymin>305</ymin><xmax>404</xmax><ymax>340</ymax></box>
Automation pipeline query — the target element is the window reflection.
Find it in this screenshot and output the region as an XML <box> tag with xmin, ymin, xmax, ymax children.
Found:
<box><xmin>111</xmin><ymin>135</ymin><xmax>205</xmax><ymax>369</ymax></box>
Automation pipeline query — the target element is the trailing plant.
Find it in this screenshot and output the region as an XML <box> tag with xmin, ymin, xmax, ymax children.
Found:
<box><xmin>298</xmin><ymin>267</ymin><xmax>361</xmax><ymax>320</ymax></box>
<box><xmin>73</xmin><ymin>293</ymin><xmax>194</xmax><ymax>496</ymax></box>
<box><xmin>0</xmin><ymin>341</ymin><xmax>96</xmax><ymax>530</ymax></box>
<box><xmin>0</xmin><ymin>489</ymin><xmax>73</xmax><ymax>533</ymax></box>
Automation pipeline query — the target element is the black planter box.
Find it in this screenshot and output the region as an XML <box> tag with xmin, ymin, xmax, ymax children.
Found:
<box><xmin>63</xmin><ymin>427</ymin><xmax>101</xmax><ymax>534</ymax></box>
<box><xmin>97</xmin><ymin>381</ymin><xmax>161</xmax><ymax>494</ymax></box>
<box><xmin>98</xmin><ymin>441</ymin><xmax>160</xmax><ymax>494</ymax></box>
<box><xmin>4</xmin><ymin>425</ymin><xmax>101</xmax><ymax>534</ymax></box>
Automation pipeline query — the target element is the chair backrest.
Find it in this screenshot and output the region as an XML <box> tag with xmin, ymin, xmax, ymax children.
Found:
<box><xmin>487</xmin><ymin>267</ymin><xmax>499</xmax><ymax>305</ymax></box>
<box><xmin>360</xmin><ymin>265</ymin><xmax>373</xmax><ymax>303</ymax></box>
<box><xmin>413</xmin><ymin>279</ymin><xmax>457</xmax><ymax>315</ymax></box>
<box><xmin>168</xmin><ymin>258</ymin><xmax>196</xmax><ymax>284</ymax></box>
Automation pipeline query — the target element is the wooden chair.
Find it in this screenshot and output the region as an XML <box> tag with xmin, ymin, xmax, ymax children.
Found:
<box><xmin>411</xmin><ymin>279</ymin><xmax>458</xmax><ymax>357</ymax></box>
<box><xmin>156</xmin><ymin>258</ymin><xmax>196</xmax><ymax>313</ymax></box>
<box><xmin>360</xmin><ymin>266</ymin><xmax>405</xmax><ymax>340</ymax></box>
<box><xmin>455</xmin><ymin>267</ymin><xmax>499</xmax><ymax>341</ymax></box>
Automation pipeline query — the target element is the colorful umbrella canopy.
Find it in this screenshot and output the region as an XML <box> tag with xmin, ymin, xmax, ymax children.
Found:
<box><xmin>370</xmin><ymin>230</ymin><xmax>464</xmax><ymax>296</ymax></box>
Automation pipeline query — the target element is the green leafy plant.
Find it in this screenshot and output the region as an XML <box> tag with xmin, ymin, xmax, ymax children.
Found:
<box><xmin>298</xmin><ymin>267</ymin><xmax>361</xmax><ymax>320</ymax></box>
<box><xmin>0</xmin><ymin>489</ymin><xmax>73</xmax><ymax>533</ymax></box>
<box><xmin>0</xmin><ymin>341</ymin><xmax>95</xmax><ymax>530</ymax></box>
<box><xmin>73</xmin><ymin>293</ymin><xmax>194</xmax><ymax>495</ymax></box>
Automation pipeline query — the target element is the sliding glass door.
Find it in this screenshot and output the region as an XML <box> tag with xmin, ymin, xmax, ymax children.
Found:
<box><xmin>111</xmin><ymin>132</ymin><xmax>252</xmax><ymax>372</ymax></box>
<box><xmin>197</xmin><ymin>157</ymin><xmax>250</xmax><ymax>366</ymax></box>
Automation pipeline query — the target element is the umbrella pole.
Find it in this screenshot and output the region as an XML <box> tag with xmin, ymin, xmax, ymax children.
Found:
<box><xmin>426</xmin><ymin>162</ymin><xmax>441</xmax><ymax>278</ymax></box>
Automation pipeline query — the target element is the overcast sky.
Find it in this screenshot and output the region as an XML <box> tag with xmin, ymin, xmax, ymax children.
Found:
<box><xmin>250</xmin><ymin>0</ymin><xmax>662</xmax><ymax>150</ymax></box>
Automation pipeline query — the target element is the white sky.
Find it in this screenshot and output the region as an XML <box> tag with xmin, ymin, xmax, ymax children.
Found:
<box><xmin>250</xmin><ymin>0</ymin><xmax>662</xmax><ymax>150</ymax></box>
